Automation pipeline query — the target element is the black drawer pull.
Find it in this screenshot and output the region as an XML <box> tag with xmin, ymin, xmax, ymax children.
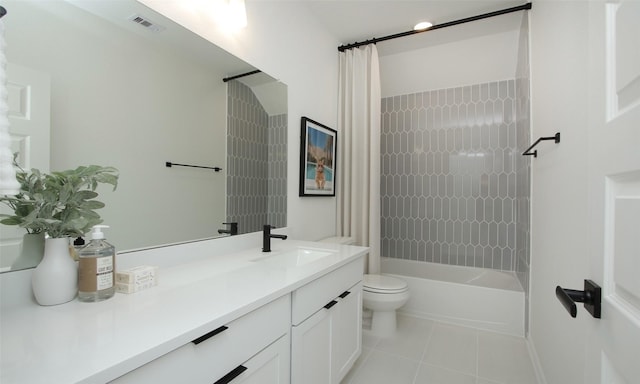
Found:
<box><xmin>192</xmin><ymin>325</ymin><xmax>228</xmax><ymax>345</ymax></box>
<box><xmin>324</xmin><ymin>300</ymin><xmax>338</xmax><ymax>309</ymax></box>
<box><xmin>339</xmin><ymin>291</ymin><xmax>351</xmax><ymax>299</ymax></box>
<box><xmin>213</xmin><ymin>365</ymin><xmax>247</xmax><ymax>384</ymax></box>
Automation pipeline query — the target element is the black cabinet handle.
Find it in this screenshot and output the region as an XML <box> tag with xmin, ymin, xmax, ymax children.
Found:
<box><xmin>213</xmin><ymin>365</ymin><xmax>247</xmax><ymax>384</ymax></box>
<box><xmin>192</xmin><ymin>325</ymin><xmax>228</xmax><ymax>345</ymax></box>
<box><xmin>339</xmin><ymin>291</ymin><xmax>351</xmax><ymax>299</ymax></box>
<box><xmin>324</xmin><ymin>300</ymin><xmax>338</xmax><ymax>309</ymax></box>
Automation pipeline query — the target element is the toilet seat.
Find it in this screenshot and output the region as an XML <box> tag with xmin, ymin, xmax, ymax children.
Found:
<box><xmin>363</xmin><ymin>274</ymin><xmax>408</xmax><ymax>294</ymax></box>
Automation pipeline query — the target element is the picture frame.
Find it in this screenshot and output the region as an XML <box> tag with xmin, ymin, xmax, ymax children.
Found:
<box><xmin>299</xmin><ymin>117</ymin><xmax>337</xmax><ymax>197</ymax></box>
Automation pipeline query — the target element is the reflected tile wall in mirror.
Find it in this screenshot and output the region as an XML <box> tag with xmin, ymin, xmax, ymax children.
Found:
<box><xmin>227</xmin><ymin>80</ymin><xmax>287</xmax><ymax>234</ymax></box>
<box><xmin>381</xmin><ymin>79</ymin><xmax>530</xmax><ymax>272</ymax></box>
<box><xmin>227</xmin><ymin>80</ymin><xmax>268</xmax><ymax>234</ymax></box>
<box><xmin>268</xmin><ymin>114</ymin><xmax>287</xmax><ymax>228</ymax></box>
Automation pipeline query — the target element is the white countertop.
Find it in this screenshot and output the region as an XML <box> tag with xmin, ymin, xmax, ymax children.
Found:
<box><xmin>0</xmin><ymin>239</ymin><xmax>368</xmax><ymax>383</ymax></box>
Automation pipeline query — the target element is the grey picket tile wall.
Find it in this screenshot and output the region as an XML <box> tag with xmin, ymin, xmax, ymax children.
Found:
<box><xmin>380</xmin><ymin>78</ymin><xmax>529</xmax><ymax>272</ymax></box>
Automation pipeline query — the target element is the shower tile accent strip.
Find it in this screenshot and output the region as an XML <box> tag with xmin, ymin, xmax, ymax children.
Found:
<box><xmin>381</xmin><ymin>79</ymin><xmax>523</xmax><ymax>272</ymax></box>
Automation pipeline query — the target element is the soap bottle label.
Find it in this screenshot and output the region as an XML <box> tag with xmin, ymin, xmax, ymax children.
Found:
<box><xmin>79</xmin><ymin>256</ymin><xmax>114</xmax><ymax>291</ymax></box>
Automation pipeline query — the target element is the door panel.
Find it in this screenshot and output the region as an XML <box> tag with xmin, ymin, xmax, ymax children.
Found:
<box><xmin>6</xmin><ymin>62</ymin><xmax>50</xmax><ymax>172</ymax></box>
<box><xmin>611</xmin><ymin>1</ymin><xmax>640</xmax><ymax>112</ymax></box>
<box><xmin>0</xmin><ymin>63</ymin><xmax>50</xmax><ymax>271</ymax></box>
<box><xmin>586</xmin><ymin>1</ymin><xmax>640</xmax><ymax>383</ymax></box>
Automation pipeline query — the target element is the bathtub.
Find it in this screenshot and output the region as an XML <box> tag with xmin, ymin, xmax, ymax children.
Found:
<box><xmin>381</xmin><ymin>258</ymin><xmax>525</xmax><ymax>337</ymax></box>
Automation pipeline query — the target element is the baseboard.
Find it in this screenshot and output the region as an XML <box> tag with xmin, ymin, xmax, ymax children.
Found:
<box><xmin>525</xmin><ymin>334</ymin><xmax>547</xmax><ymax>384</ymax></box>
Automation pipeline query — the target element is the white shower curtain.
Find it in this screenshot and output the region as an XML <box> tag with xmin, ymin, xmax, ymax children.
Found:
<box><xmin>336</xmin><ymin>44</ymin><xmax>381</xmax><ymax>274</ymax></box>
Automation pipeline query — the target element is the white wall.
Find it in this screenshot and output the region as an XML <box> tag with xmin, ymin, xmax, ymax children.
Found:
<box><xmin>379</xmin><ymin>30</ymin><xmax>519</xmax><ymax>97</ymax></box>
<box><xmin>139</xmin><ymin>0</ymin><xmax>340</xmax><ymax>241</ymax></box>
<box><xmin>528</xmin><ymin>2</ymin><xmax>590</xmax><ymax>383</ymax></box>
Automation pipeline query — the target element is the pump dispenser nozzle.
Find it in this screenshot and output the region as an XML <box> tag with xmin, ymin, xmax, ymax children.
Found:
<box><xmin>90</xmin><ymin>225</ymin><xmax>109</xmax><ymax>240</ymax></box>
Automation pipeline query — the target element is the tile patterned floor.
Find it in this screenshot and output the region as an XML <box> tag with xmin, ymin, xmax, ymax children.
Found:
<box><xmin>341</xmin><ymin>315</ymin><xmax>538</xmax><ymax>384</ymax></box>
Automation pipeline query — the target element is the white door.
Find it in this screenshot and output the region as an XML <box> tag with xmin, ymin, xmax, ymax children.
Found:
<box><xmin>584</xmin><ymin>0</ymin><xmax>640</xmax><ymax>382</ymax></box>
<box><xmin>0</xmin><ymin>63</ymin><xmax>50</xmax><ymax>271</ymax></box>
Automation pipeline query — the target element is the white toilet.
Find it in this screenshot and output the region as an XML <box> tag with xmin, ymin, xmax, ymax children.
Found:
<box><xmin>362</xmin><ymin>273</ymin><xmax>409</xmax><ymax>337</ymax></box>
<box><xmin>320</xmin><ymin>236</ymin><xmax>410</xmax><ymax>337</ymax></box>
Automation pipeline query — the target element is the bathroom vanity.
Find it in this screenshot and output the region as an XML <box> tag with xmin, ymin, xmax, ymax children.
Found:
<box><xmin>0</xmin><ymin>236</ymin><xmax>367</xmax><ymax>384</ymax></box>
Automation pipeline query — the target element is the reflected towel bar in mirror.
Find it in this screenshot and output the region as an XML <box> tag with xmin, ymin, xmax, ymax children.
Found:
<box><xmin>165</xmin><ymin>161</ymin><xmax>222</xmax><ymax>172</ymax></box>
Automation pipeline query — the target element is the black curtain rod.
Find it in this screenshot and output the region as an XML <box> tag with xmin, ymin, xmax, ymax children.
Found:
<box><xmin>337</xmin><ymin>3</ymin><xmax>532</xmax><ymax>52</ymax></box>
<box><xmin>222</xmin><ymin>69</ymin><xmax>261</xmax><ymax>83</ymax></box>
<box><xmin>0</xmin><ymin>6</ymin><xmax>7</xmax><ymax>19</ymax></box>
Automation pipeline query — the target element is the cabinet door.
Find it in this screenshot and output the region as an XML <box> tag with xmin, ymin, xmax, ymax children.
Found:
<box><xmin>231</xmin><ymin>334</ymin><xmax>290</xmax><ymax>384</ymax></box>
<box><xmin>331</xmin><ymin>281</ymin><xmax>362</xmax><ymax>384</ymax></box>
<box><xmin>291</xmin><ymin>307</ymin><xmax>332</xmax><ymax>384</ymax></box>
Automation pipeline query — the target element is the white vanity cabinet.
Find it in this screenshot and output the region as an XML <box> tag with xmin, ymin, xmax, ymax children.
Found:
<box><xmin>0</xmin><ymin>239</ymin><xmax>371</xmax><ymax>384</ymax></box>
<box><xmin>111</xmin><ymin>294</ymin><xmax>291</xmax><ymax>384</ymax></box>
<box><xmin>290</xmin><ymin>257</ymin><xmax>363</xmax><ymax>384</ymax></box>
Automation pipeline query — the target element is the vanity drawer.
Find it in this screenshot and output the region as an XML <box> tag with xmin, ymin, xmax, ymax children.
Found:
<box><xmin>112</xmin><ymin>294</ymin><xmax>291</xmax><ymax>384</ymax></box>
<box><xmin>291</xmin><ymin>257</ymin><xmax>364</xmax><ymax>326</ymax></box>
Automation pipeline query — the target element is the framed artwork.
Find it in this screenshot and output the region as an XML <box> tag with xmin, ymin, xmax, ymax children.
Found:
<box><xmin>299</xmin><ymin>117</ymin><xmax>337</xmax><ymax>197</ymax></box>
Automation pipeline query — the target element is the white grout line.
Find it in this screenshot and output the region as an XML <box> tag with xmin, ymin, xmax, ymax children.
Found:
<box><xmin>475</xmin><ymin>330</ymin><xmax>480</xmax><ymax>381</ymax></box>
<box><xmin>412</xmin><ymin>317</ymin><xmax>435</xmax><ymax>384</ymax></box>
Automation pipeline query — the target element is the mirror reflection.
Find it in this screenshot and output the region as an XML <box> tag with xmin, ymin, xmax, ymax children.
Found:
<box><xmin>0</xmin><ymin>0</ymin><xmax>287</xmax><ymax>272</ymax></box>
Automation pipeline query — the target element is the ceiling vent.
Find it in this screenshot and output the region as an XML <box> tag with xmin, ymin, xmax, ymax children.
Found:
<box><xmin>128</xmin><ymin>14</ymin><xmax>166</xmax><ymax>33</ymax></box>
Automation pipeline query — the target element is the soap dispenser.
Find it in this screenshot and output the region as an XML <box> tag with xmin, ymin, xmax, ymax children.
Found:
<box><xmin>78</xmin><ymin>225</ymin><xmax>116</xmax><ymax>302</ymax></box>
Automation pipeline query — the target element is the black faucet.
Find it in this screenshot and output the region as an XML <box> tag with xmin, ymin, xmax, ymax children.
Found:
<box><xmin>263</xmin><ymin>225</ymin><xmax>287</xmax><ymax>252</ymax></box>
<box><xmin>218</xmin><ymin>222</ymin><xmax>238</xmax><ymax>236</ymax></box>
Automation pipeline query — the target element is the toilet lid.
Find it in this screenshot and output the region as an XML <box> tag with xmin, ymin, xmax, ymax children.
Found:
<box><xmin>363</xmin><ymin>274</ymin><xmax>408</xmax><ymax>293</ymax></box>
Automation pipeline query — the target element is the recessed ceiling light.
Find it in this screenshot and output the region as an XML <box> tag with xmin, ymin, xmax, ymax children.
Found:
<box><xmin>414</xmin><ymin>21</ymin><xmax>433</xmax><ymax>31</ymax></box>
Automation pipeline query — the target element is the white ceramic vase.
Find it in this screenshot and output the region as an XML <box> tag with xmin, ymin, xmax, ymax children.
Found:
<box><xmin>11</xmin><ymin>232</ymin><xmax>45</xmax><ymax>270</ymax></box>
<box><xmin>31</xmin><ymin>237</ymin><xmax>78</xmax><ymax>305</ymax></box>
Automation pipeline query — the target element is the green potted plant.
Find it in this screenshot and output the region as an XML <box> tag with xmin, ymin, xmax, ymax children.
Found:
<box><xmin>0</xmin><ymin>163</ymin><xmax>118</xmax><ymax>305</ymax></box>
<box><xmin>0</xmin><ymin>167</ymin><xmax>47</xmax><ymax>270</ymax></box>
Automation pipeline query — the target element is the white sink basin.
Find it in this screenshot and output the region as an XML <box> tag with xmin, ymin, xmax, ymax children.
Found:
<box><xmin>251</xmin><ymin>248</ymin><xmax>335</xmax><ymax>267</ymax></box>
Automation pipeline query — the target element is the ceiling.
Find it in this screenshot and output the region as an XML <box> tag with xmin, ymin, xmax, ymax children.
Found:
<box><xmin>299</xmin><ymin>0</ymin><xmax>528</xmax><ymax>56</ymax></box>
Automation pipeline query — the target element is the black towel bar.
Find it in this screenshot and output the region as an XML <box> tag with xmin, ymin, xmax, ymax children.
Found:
<box><xmin>522</xmin><ymin>132</ymin><xmax>560</xmax><ymax>158</ymax></box>
<box><xmin>165</xmin><ymin>161</ymin><xmax>222</xmax><ymax>172</ymax></box>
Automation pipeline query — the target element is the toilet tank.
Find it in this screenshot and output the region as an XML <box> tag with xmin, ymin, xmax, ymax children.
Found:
<box><xmin>319</xmin><ymin>236</ymin><xmax>355</xmax><ymax>245</ymax></box>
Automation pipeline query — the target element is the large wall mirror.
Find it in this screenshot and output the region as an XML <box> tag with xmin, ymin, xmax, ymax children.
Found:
<box><xmin>0</xmin><ymin>0</ymin><xmax>287</xmax><ymax>272</ymax></box>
